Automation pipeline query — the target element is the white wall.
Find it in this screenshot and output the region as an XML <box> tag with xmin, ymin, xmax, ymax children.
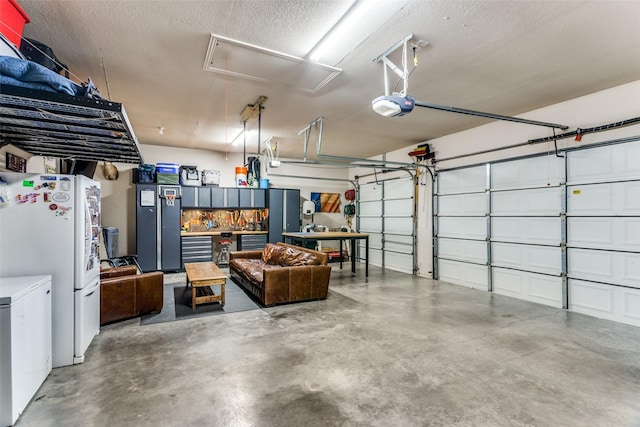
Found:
<box><xmin>382</xmin><ymin>80</ymin><xmax>640</xmax><ymax>278</ymax></box>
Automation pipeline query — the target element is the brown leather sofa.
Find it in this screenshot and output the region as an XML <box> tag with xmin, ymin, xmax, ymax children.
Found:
<box><xmin>100</xmin><ymin>266</ymin><xmax>164</xmax><ymax>325</ymax></box>
<box><xmin>230</xmin><ymin>242</ymin><xmax>332</xmax><ymax>307</ymax></box>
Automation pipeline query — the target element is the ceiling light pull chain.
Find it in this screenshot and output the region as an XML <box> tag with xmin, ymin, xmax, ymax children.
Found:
<box><xmin>225</xmin><ymin>56</ymin><xmax>229</xmax><ymax>161</ymax></box>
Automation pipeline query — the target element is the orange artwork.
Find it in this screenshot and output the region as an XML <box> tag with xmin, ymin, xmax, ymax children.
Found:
<box><xmin>311</xmin><ymin>192</ymin><xmax>341</xmax><ymax>213</ymax></box>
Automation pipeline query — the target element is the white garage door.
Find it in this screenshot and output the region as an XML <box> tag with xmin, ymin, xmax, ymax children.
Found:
<box><xmin>435</xmin><ymin>138</ymin><xmax>640</xmax><ymax>327</ymax></box>
<box><xmin>358</xmin><ymin>177</ymin><xmax>414</xmax><ymax>274</ymax></box>
<box><xmin>566</xmin><ymin>140</ymin><xmax>640</xmax><ymax>326</ymax></box>
<box><xmin>435</xmin><ymin>165</ymin><xmax>489</xmax><ymax>290</ymax></box>
<box><xmin>490</xmin><ymin>155</ymin><xmax>565</xmax><ymax>308</ymax></box>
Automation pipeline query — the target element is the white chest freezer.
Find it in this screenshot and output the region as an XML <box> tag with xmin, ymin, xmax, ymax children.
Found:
<box><xmin>0</xmin><ymin>275</ymin><xmax>52</xmax><ymax>427</ymax></box>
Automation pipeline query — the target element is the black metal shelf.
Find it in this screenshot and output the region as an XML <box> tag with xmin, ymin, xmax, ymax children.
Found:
<box><xmin>0</xmin><ymin>85</ymin><xmax>143</xmax><ymax>164</ymax></box>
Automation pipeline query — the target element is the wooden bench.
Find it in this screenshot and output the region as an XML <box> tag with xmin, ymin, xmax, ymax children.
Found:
<box><xmin>184</xmin><ymin>262</ymin><xmax>226</xmax><ymax>310</ymax></box>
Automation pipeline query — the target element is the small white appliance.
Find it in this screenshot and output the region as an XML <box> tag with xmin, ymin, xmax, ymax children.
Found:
<box><xmin>302</xmin><ymin>200</ymin><xmax>315</xmax><ymax>215</ymax></box>
<box><xmin>0</xmin><ymin>173</ymin><xmax>101</xmax><ymax>368</ymax></box>
<box><xmin>0</xmin><ymin>275</ymin><xmax>52</xmax><ymax>426</ymax></box>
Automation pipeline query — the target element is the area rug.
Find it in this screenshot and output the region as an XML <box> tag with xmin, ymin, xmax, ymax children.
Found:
<box><xmin>140</xmin><ymin>275</ymin><xmax>260</xmax><ymax>325</ymax></box>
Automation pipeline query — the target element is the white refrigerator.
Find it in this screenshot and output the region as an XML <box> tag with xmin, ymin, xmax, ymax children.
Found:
<box><xmin>0</xmin><ymin>173</ymin><xmax>101</xmax><ymax>368</ymax></box>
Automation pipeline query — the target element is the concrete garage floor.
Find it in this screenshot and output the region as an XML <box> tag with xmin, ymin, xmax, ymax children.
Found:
<box><xmin>18</xmin><ymin>266</ymin><xmax>640</xmax><ymax>427</ymax></box>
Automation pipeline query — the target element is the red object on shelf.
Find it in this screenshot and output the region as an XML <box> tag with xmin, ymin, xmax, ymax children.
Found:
<box><xmin>0</xmin><ymin>0</ymin><xmax>30</xmax><ymax>48</ymax></box>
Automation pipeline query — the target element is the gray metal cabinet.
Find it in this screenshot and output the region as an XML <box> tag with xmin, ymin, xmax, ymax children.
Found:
<box><xmin>181</xmin><ymin>235</ymin><xmax>213</xmax><ymax>268</ymax></box>
<box><xmin>159</xmin><ymin>185</ymin><xmax>182</xmax><ymax>271</ymax></box>
<box><xmin>267</xmin><ymin>188</ymin><xmax>300</xmax><ymax>243</ymax></box>
<box><xmin>181</xmin><ymin>187</ymin><xmax>211</xmax><ymax>208</ymax></box>
<box><xmin>198</xmin><ymin>187</ymin><xmax>211</xmax><ymax>207</ymax></box>
<box><xmin>253</xmin><ymin>189</ymin><xmax>266</xmax><ymax>208</ymax></box>
<box><xmin>227</xmin><ymin>188</ymin><xmax>239</xmax><ymax>207</ymax></box>
<box><xmin>239</xmin><ymin>189</ymin><xmax>252</xmax><ymax>207</ymax></box>
<box><xmin>135</xmin><ymin>184</ymin><xmax>158</xmax><ymax>272</ymax></box>
<box><xmin>238</xmin><ymin>234</ymin><xmax>267</xmax><ymax>250</ymax></box>
<box><xmin>285</xmin><ymin>189</ymin><xmax>300</xmax><ymax>232</ymax></box>
<box><xmin>211</xmin><ymin>187</ymin><xmax>224</xmax><ymax>207</ymax></box>
<box><xmin>181</xmin><ymin>186</ymin><xmax>196</xmax><ymax>208</ymax></box>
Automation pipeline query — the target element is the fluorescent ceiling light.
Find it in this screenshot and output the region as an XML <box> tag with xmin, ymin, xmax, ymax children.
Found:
<box><xmin>372</xmin><ymin>95</ymin><xmax>415</xmax><ymax>117</ymax></box>
<box><xmin>230</xmin><ymin>129</ymin><xmax>245</xmax><ymax>146</ymax></box>
<box><xmin>310</xmin><ymin>0</ymin><xmax>375</xmax><ymax>62</ymax></box>
<box><xmin>231</xmin><ymin>129</ymin><xmax>257</xmax><ymax>146</ymax></box>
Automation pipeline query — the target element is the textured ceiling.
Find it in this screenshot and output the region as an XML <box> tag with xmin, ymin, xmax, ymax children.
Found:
<box><xmin>15</xmin><ymin>0</ymin><xmax>640</xmax><ymax>162</ymax></box>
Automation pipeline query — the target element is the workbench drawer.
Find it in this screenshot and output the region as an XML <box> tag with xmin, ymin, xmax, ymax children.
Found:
<box><xmin>238</xmin><ymin>234</ymin><xmax>267</xmax><ymax>251</ymax></box>
<box><xmin>181</xmin><ymin>236</ymin><xmax>213</xmax><ymax>267</ymax></box>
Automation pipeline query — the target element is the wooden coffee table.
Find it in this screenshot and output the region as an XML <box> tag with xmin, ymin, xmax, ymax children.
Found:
<box><xmin>184</xmin><ymin>262</ymin><xmax>226</xmax><ymax>310</ymax></box>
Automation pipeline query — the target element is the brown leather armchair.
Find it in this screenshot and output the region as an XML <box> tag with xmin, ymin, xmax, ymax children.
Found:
<box><xmin>100</xmin><ymin>266</ymin><xmax>164</xmax><ymax>325</ymax></box>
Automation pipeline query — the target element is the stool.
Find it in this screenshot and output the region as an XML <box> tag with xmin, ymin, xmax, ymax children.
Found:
<box><xmin>217</xmin><ymin>232</ymin><xmax>233</xmax><ymax>266</ymax></box>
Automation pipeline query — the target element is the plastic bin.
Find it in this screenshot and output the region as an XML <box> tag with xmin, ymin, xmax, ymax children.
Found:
<box><xmin>157</xmin><ymin>173</ymin><xmax>179</xmax><ymax>184</ymax></box>
<box><xmin>0</xmin><ymin>0</ymin><xmax>30</xmax><ymax>48</ymax></box>
<box><xmin>156</xmin><ymin>163</ymin><xmax>179</xmax><ymax>174</ymax></box>
<box><xmin>102</xmin><ymin>227</ymin><xmax>119</xmax><ymax>259</ymax></box>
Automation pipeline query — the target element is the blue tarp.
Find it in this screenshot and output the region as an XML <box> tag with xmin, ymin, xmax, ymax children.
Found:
<box><xmin>0</xmin><ymin>55</ymin><xmax>83</xmax><ymax>96</ymax></box>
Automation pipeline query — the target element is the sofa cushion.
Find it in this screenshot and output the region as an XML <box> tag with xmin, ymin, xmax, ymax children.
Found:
<box><xmin>231</xmin><ymin>258</ymin><xmax>281</xmax><ymax>284</ymax></box>
<box><xmin>280</xmin><ymin>246</ymin><xmax>323</xmax><ymax>266</ymax></box>
<box><xmin>262</xmin><ymin>243</ymin><xmax>286</xmax><ymax>265</ymax></box>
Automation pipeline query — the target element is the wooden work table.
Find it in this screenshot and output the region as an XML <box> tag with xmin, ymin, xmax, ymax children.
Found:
<box><xmin>282</xmin><ymin>232</ymin><xmax>369</xmax><ymax>278</ymax></box>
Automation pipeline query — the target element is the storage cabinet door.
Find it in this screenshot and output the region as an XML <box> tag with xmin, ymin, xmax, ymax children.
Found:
<box><xmin>268</xmin><ymin>189</ymin><xmax>283</xmax><ymax>243</ymax></box>
<box><xmin>181</xmin><ymin>186</ymin><xmax>196</xmax><ymax>208</ymax></box>
<box><xmin>226</xmin><ymin>188</ymin><xmax>239</xmax><ymax>208</ymax></box>
<box><xmin>211</xmin><ymin>187</ymin><xmax>224</xmax><ymax>207</ymax></box>
<box><xmin>253</xmin><ymin>189</ymin><xmax>266</xmax><ymax>208</ymax></box>
<box><xmin>239</xmin><ymin>189</ymin><xmax>251</xmax><ymax>207</ymax></box>
<box><xmin>136</xmin><ymin>184</ymin><xmax>158</xmax><ymax>272</ymax></box>
<box><xmin>197</xmin><ymin>187</ymin><xmax>211</xmax><ymax>208</ymax></box>
<box><xmin>285</xmin><ymin>189</ymin><xmax>300</xmax><ymax>232</ymax></box>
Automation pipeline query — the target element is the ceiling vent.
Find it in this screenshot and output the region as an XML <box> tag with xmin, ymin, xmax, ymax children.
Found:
<box><xmin>204</xmin><ymin>34</ymin><xmax>342</xmax><ymax>94</ymax></box>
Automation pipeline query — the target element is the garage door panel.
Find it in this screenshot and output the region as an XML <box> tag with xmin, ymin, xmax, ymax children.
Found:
<box><xmin>493</xmin><ymin>268</ymin><xmax>562</xmax><ymax>308</ymax></box>
<box><xmin>359</xmin><ymin>200</ymin><xmax>382</xmax><ymax>216</ymax></box>
<box><xmin>437</xmin><ymin>259</ymin><xmax>488</xmax><ymax>290</ymax></box>
<box><xmin>492</xmin><ymin>242</ymin><xmax>561</xmax><ymax>275</ymax></box>
<box><xmin>492</xmin><ymin>156</ymin><xmax>564</xmax><ymax>189</ymax></box>
<box><xmin>438</xmin><ymin>193</ymin><xmax>486</xmax><ymax>216</ymax></box>
<box><xmin>359</xmin><ymin>183</ymin><xmax>382</xmax><ymax>201</ymax></box>
<box><xmin>385</xmin><ymin>179</ymin><xmax>413</xmax><ymax>198</ymax></box>
<box><xmin>384</xmin><ymin>217</ymin><xmax>412</xmax><ymax>234</ymax></box>
<box><xmin>569</xmin><ymin>279</ymin><xmax>640</xmax><ymax>327</ymax></box>
<box><xmin>357</xmin><ymin>233</ymin><xmax>381</xmax><ymax>250</ymax></box>
<box><xmin>438</xmin><ymin>217</ymin><xmax>486</xmax><ymax>240</ymax></box>
<box><xmin>568</xmin><ymin>181</ymin><xmax>640</xmax><ymax>215</ymax></box>
<box><xmin>568</xmin><ymin>217</ymin><xmax>640</xmax><ymax>251</ymax></box>
<box><xmin>368</xmin><ymin>248</ymin><xmax>383</xmax><ymax>266</ymax></box>
<box><xmin>568</xmin><ymin>248</ymin><xmax>640</xmax><ymax>288</ymax></box>
<box><xmin>438</xmin><ymin>166</ymin><xmax>486</xmax><ymax>194</ymax></box>
<box><xmin>438</xmin><ymin>238</ymin><xmax>487</xmax><ymax>263</ymax></box>
<box><xmin>567</xmin><ymin>140</ymin><xmax>640</xmax><ymax>182</ymax></box>
<box><xmin>491</xmin><ymin>217</ymin><xmax>560</xmax><ymax>245</ymax></box>
<box><xmin>385</xmin><ymin>252</ymin><xmax>413</xmax><ymax>274</ymax></box>
<box><xmin>492</xmin><ymin>187</ymin><xmax>561</xmax><ymax>216</ymax></box>
<box><xmin>385</xmin><ymin>240</ymin><xmax>412</xmax><ymax>255</ymax></box>
<box><xmin>359</xmin><ymin>217</ymin><xmax>381</xmax><ymax>232</ymax></box>
<box><xmin>384</xmin><ymin>198</ymin><xmax>413</xmax><ymax>216</ymax></box>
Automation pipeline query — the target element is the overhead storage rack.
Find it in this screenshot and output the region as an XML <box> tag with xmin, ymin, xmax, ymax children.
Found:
<box><xmin>0</xmin><ymin>85</ymin><xmax>143</xmax><ymax>164</ymax></box>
